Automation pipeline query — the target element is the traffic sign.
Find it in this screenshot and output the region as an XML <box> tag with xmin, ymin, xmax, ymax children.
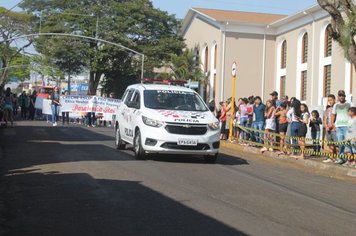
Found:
<box><xmin>231</xmin><ymin>62</ymin><xmax>237</xmax><ymax>77</ymax></box>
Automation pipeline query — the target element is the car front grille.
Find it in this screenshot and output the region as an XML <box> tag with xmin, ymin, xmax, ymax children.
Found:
<box><xmin>165</xmin><ymin>123</ymin><xmax>207</xmax><ymax>135</ymax></box>
<box><xmin>161</xmin><ymin>142</ymin><xmax>210</xmax><ymax>151</ymax></box>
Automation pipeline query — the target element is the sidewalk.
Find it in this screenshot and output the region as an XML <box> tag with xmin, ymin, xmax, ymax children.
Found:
<box><xmin>221</xmin><ymin>141</ymin><xmax>356</xmax><ymax>179</ymax></box>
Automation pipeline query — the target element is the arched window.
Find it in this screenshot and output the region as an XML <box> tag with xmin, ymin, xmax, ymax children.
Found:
<box><xmin>204</xmin><ymin>46</ymin><xmax>209</xmax><ymax>73</ymax></box>
<box><xmin>281</xmin><ymin>40</ymin><xmax>287</xmax><ymax>69</ymax></box>
<box><xmin>325</xmin><ymin>24</ymin><xmax>332</xmax><ymax>57</ymax></box>
<box><xmin>301</xmin><ymin>33</ymin><xmax>308</xmax><ymax>63</ymax></box>
<box><xmin>214</xmin><ymin>45</ymin><xmax>217</xmax><ymax>70</ymax></box>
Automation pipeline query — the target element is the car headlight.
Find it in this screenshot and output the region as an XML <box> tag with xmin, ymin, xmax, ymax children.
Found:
<box><xmin>142</xmin><ymin>116</ymin><xmax>165</xmax><ymax>128</ymax></box>
<box><xmin>208</xmin><ymin>122</ymin><xmax>220</xmax><ymax>130</ymax></box>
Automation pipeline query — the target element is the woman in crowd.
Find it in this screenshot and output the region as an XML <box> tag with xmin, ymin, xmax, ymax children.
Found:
<box><xmin>62</xmin><ymin>91</ymin><xmax>70</xmax><ymax>125</ymax></box>
<box><xmin>261</xmin><ymin>99</ymin><xmax>276</xmax><ymax>153</ymax></box>
<box><xmin>49</xmin><ymin>87</ymin><xmax>61</xmax><ymax>126</ymax></box>
<box><xmin>310</xmin><ymin>110</ymin><xmax>322</xmax><ymax>153</ymax></box>
<box><xmin>2</xmin><ymin>88</ymin><xmax>14</xmax><ymax>126</ymax></box>
<box><xmin>296</xmin><ymin>103</ymin><xmax>310</xmax><ymax>159</ymax></box>
<box><xmin>237</xmin><ymin>98</ymin><xmax>249</xmax><ymax>142</ymax></box>
<box><xmin>219</xmin><ymin>101</ymin><xmax>227</xmax><ymax>140</ymax></box>
<box><xmin>275</xmin><ymin>103</ymin><xmax>288</xmax><ymax>154</ymax></box>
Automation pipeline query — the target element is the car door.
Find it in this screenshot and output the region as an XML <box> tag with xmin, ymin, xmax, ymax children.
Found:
<box><xmin>125</xmin><ymin>90</ymin><xmax>141</xmax><ymax>144</ymax></box>
<box><xmin>120</xmin><ymin>89</ymin><xmax>135</xmax><ymax>142</ymax></box>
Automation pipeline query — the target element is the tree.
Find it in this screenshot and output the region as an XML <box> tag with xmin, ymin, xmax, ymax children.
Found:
<box><xmin>317</xmin><ymin>0</ymin><xmax>356</xmax><ymax>69</ymax></box>
<box><xmin>160</xmin><ymin>49</ymin><xmax>210</xmax><ymax>101</ymax></box>
<box><xmin>0</xmin><ymin>7</ymin><xmax>36</xmax><ymax>86</ymax></box>
<box><xmin>30</xmin><ymin>55</ymin><xmax>64</xmax><ymax>84</ymax></box>
<box><xmin>8</xmin><ymin>52</ymin><xmax>31</xmax><ymax>81</ymax></box>
<box><xmin>21</xmin><ymin>0</ymin><xmax>185</xmax><ymax>95</ymax></box>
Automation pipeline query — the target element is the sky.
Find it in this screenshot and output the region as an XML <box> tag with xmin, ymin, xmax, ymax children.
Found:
<box><xmin>2</xmin><ymin>0</ymin><xmax>318</xmax><ymax>18</ymax></box>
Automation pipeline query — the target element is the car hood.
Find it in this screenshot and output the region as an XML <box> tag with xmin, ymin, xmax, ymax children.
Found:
<box><xmin>145</xmin><ymin>109</ymin><xmax>216</xmax><ymax>124</ymax></box>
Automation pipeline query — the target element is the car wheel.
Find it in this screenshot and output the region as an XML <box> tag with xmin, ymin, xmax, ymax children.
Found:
<box><xmin>115</xmin><ymin>126</ymin><xmax>126</xmax><ymax>150</ymax></box>
<box><xmin>134</xmin><ymin>130</ymin><xmax>146</xmax><ymax>160</ymax></box>
<box><xmin>204</xmin><ymin>154</ymin><xmax>218</xmax><ymax>163</ymax></box>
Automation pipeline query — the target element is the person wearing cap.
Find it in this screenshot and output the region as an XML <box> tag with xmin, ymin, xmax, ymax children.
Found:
<box><xmin>332</xmin><ymin>90</ymin><xmax>354</xmax><ymax>164</ymax></box>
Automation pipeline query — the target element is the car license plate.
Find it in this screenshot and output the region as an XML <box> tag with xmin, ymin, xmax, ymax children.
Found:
<box><xmin>177</xmin><ymin>139</ymin><xmax>198</xmax><ymax>146</ymax></box>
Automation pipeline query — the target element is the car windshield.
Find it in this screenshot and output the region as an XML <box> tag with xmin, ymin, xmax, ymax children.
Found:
<box><xmin>144</xmin><ymin>90</ymin><xmax>208</xmax><ymax>111</ymax></box>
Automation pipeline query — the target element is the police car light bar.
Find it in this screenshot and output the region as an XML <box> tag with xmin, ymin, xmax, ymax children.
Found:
<box><xmin>141</xmin><ymin>78</ymin><xmax>187</xmax><ymax>86</ymax></box>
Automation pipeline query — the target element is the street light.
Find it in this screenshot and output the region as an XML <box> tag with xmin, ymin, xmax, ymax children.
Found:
<box><xmin>7</xmin><ymin>0</ymin><xmax>25</xmax><ymax>12</ymax></box>
<box><xmin>38</xmin><ymin>11</ymin><xmax>100</xmax><ymax>93</ymax></box>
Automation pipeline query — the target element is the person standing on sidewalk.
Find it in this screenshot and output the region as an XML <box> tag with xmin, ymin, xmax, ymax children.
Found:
<box><xmin>309</xmin><ymin>110</ymin><xmax>322</xmax><ymax>153</ymax></box>
<box><xmin>49</xmin><ymin>87</ymin><xmax>61</xmax><ymax>127</ymax></box>
<box><xmin>2</xmin><ymin>88</ymin><xmax>14</xmax><ymax>126</ymax></box>
<box><xmin>261</xmin><ymin>99</ymin><xmax>276</xmax><ymax>153</ymax></box>
<box><xmin>343</xmin><ymin>107</ymin><xmax>356</xmax><ymax>167</ymax></box>
<box><xmin>19</xmin><ymin>91</ymin><xmax>29</xmax><ymax>119</ymax></box>
<box><xmin>28</xmin><ymin>91</ymin><xmax>37</xmax><ymax>120</ymax></box>
<box><xmin>219</xmin><ymin>101</ymin><xmax>227</xmax><ymax>140</ymax></box>
<box><xmin>61</xmin><ymin>91</ymin><xmax>70</xmax><ymax>125</ymax></box>
<box><xmin>295</xmin><ymin>104</ymin><xmax>310</xmax><ymax>160</ymax></box>
<box><xmin>323</xmin><ymin>94</ymin><xmax>337</xmax><ymax>163</ymax></box>
<box><xmin>252</xmin><ymin>96</ymin><xmax>265</xmax><ymax>144</ymax></box>
<box><xmin>332</xmin><ymin>90</ymin><xmax>353</xmax><ymax>164</ymax></box>
<box><xmin>275</xmin><ymin>103</ymin><xmax>288</xmax><ymax>154</ymax></box>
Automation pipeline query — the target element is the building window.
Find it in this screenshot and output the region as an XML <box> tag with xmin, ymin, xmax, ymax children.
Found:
<box><xmin>204</xmin><ymin>46</ymin><xmax>209</xmax><ymax>73</ymax></box>
<box><xmin>324</xmin><ymin>65</ymin><xmax>331</xmax><ymax>97</ymax></box>
<box><xmin>325</xmin><ymin>25</ymin><xmax>332</xmax><ymax>57</ymax></box>
<box><xmin>301</xmin><ymin>71</ymin><xmax>307</xmax><ymax>101</ymax></box>
<box><xmin>302</xmin><ymin>33</ymin><xmax>308</xmax><ymax>63</ymax></box>
<box><xmin>214</xmin><ymin>45</ymin><xmax>217</xmax><ymax>70</ymax></box>
<box><xmin>280</xmin><ymin>76</ymin><xmax>286</xmax><ymax>98</ymax></box>
<box><xmin>281</xmin><ymin>40</ymin><xmax>287</xmax><ymax>69</ymax></box>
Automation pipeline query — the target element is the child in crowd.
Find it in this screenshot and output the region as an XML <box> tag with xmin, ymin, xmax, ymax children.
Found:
<box><xmin>310</xmin><ymin>110</ymin><xmax>322</xmax><ymax>153</ymax></box>
<box><xmin>343</xmin><ymin>107</ymin><xmax>356</xmax><ymax>167</ymax></box>
<box><xmin>275</xmin><ymin>103</ymin><xmax>288</xmax><ymax>154</ymax></box>
<box><xmin>261</xmin><ymin>99</ymin><xmax>276</xmax><ymax>153</ymax></box>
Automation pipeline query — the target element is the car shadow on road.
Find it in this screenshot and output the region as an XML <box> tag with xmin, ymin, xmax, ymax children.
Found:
<box><xmin>147</xmin><ymin>153</ymin><xmax>249</xmax><ymax>166</ymax></box>
<box><xmin>1</xmin><ymin>172</ymin><xmax>248</xmax><ymax>236</ymax></box>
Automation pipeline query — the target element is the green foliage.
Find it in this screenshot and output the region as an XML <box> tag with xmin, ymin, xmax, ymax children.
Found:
<box><xmin>0</xmin><ymin>7</ymin><xmax>36</xmax><ymax>85</ymax></box>
<box><xmin>8</xmin><ymin>53</ymin><xmax>31</xmax><ymax>80</ymax></box>
<box><xmin>31</xmin><ymin>55</ymin><xmax>64</xmax><ymax>80</ymax></box>
<box><xmin>20</xmin><ymin>0</ymin><xmax>185</xmax><ymax>96</ymax></box>
<box><xmin>161</xmin><ymin>49</ymin><xmax>208</xmax><ymax>83</ymax></box>
<box><xmin>318</xmin><ymin>0</ymin><xmax>356</xmax><ymax>69</ymax></box>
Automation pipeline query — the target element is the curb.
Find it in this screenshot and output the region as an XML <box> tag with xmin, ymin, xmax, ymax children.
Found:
<box><xmin>221</xmin><ymin>141</ymin><xmax>356</xmax><ymax>178</ymax></box>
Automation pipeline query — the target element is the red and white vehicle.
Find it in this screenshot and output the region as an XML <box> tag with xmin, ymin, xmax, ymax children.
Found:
<box><xmin>114</xmin><ymin>80</ymin><xmax>220</xmax><ymax>162</ymax></box>
<box><xmin>36</xmin><ymin>86</ymin><xmax>54</xmax><ymax>99</ymax></box>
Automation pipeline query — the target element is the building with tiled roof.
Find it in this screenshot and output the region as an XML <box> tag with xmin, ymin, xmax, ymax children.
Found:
<box><xmin>182</xmin><ymin>5</ymin><xmax>355</xmax><ymax>107</ymax></box>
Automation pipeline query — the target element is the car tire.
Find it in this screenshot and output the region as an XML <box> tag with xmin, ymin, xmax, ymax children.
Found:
<box><xmin>204</xmin><ymin>154</ymin><xmax>218</xmax><ymax>163</ymax></box>
<box><xmin>115</xmin><ymin>126</ymin><xmax>126</xmax><ymax>150</ymax></box>
<box><xmin>134</xmin><ymin>130</ymin><xmax>146</xmax><ymax>160</ymax></box>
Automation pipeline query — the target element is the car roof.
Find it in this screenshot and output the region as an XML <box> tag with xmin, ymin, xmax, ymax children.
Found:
<box><xmin>127</xmin><ymin>83</ymin><xmax>196</xmax><ymax>93</ymax></box>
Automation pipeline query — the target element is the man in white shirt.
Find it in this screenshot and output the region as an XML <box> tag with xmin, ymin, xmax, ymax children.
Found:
<box><xmin>332</xmin><ymin>90</ymin><xmax>353</xmax><ymax>164</ymax></box>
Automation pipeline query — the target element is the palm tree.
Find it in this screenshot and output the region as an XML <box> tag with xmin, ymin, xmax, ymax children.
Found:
<box><xmin>163</xmin><ymin>49</ymin><xmax>211</xmax><ymax>101</ymax></box>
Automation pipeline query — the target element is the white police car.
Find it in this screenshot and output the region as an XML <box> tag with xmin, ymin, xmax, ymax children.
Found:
<box><xmin>114</xmin><ymin>81</ymin><xmax>220</xmax><ymax>163</ymax></box>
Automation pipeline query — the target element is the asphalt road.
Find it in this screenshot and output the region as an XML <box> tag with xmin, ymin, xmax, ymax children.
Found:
<box><xmin>0</xmin><ymin>121</ymin><xmax>356</xmax><ymax>236</ymax></box>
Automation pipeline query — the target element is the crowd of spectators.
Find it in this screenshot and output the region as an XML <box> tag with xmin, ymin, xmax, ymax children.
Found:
<box><xmin>0</xmin><ymin>86</ymin><xmax>115</xmax><ymax>128</ymax></box>
<box><xmin>210</xmin><ymin>90</ymin><xmax>356</xmax><ymax>168</ymax></box>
